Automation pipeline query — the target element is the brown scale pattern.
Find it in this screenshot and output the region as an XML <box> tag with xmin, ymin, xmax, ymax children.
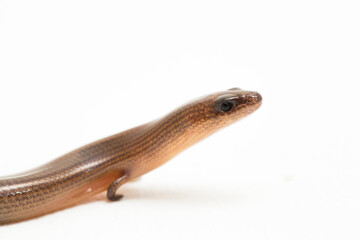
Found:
<box><xmin>0</xmin><ymin>88</ymin><xmax>262</xmax><ymax>224</ymax></box>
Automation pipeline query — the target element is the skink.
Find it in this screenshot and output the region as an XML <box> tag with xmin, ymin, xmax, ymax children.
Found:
<box><xmin>0</xmin><ymin>88</ymin><xmax>262</xmax><ymax>224</ymax></box>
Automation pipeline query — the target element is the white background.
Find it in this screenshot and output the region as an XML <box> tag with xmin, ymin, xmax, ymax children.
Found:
<box><xmin>0</xmin><ymin>0</ymin><xmax>359</xmax><ymax>239</ymax></box>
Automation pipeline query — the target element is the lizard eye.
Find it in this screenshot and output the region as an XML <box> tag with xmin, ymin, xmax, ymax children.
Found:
<box><xmin>215</xmin><ymin>94</ymin><xmax>238</xmax><ymax>113</ymax></box>
<box><xmin>220</xmin><ymin>101</ymin><xmax>234</xmax><ymax>112</ymax></box>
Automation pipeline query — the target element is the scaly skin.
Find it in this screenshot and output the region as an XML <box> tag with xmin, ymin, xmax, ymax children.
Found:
<box><xmin>0</xmin><ymin>88</ymin><xmax>262</xmax><ymax>224</ymax></box>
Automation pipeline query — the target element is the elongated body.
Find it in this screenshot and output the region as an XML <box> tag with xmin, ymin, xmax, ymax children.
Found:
<box><xmin>0</xmin><ymin>88</ymin><xmax>262</xmax><ymax>224</ymax></box>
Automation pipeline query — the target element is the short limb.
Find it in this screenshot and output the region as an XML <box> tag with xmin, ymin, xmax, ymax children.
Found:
<box><xmin>107</xmin><ymin>174</ymin><xmax>129</xmax><ymax>201</ymax></box>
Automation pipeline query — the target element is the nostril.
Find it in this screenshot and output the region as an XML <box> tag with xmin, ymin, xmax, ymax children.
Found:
<box><xmin>247</xmin><ymin>92</ymin><xmax>262</xmax><ymax>103</ymax></box>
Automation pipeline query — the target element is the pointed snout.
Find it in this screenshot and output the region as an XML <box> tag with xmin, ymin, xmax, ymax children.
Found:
<box><xmin>227</xmin><ymin>88</ymin><xmax>262</xmax><ymax>107</ymax></box>
<box><xmin>247</xmin><ymin>92</ymin><xmax>262</xmax><ymax>104</ymax></box>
